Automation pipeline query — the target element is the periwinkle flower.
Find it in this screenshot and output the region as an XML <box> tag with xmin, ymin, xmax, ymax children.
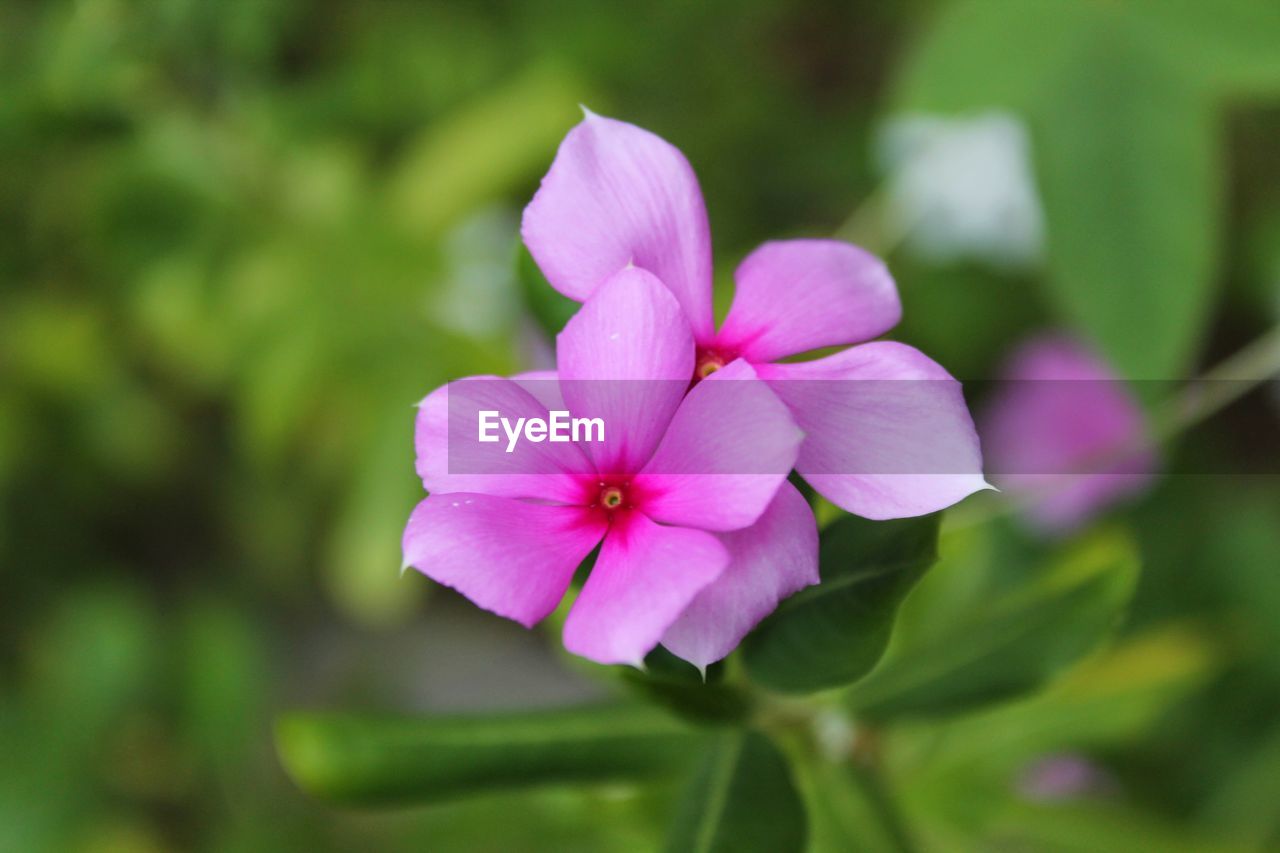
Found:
<box><xmin>1017</xmin><ymin>754</ymin><xmax>1115</xmax><ymax>802</ymax></box>
<box><xmin>982</xmin><ymin>334</ymin><xmax>1157</xmax><ymax>535</ymax></box>
<box><xmin>404</xmin><ymin>268</ymin><xmax>818</xmax><ymax>667</ymax></box>
<box><xmin>522</xmin><ymin>111</ymin><xmax>988</xmax><ymax>519</ymax></box>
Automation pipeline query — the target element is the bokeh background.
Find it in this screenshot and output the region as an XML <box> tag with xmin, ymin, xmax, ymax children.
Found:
<box><xmin>3</xmin><ymin>1</ymin><xmax>1279</xmax><ymax>850</ymax></box>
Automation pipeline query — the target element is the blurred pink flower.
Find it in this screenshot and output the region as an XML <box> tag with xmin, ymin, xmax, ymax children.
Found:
<box><xmin>1017</xmin><ymin>754</ymin><xmax>1116</xmax><ymax>801</ymax></box>
<box><xmin>522</xmin><ymin>111</ymin><xmax>987</xmax><ymax>519</ymax></box>
<box><xmin>403</xmin><ymin>268</ymin><xmax>817</xmax><ymax>667</ymax></box>
<box><xmin>982</xmin><ymin>334</ymin><xmax>1157</xmax><ymax>535</ymax></box>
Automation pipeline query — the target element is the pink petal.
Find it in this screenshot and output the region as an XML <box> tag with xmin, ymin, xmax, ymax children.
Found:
<box><xmin>511</xmin><ymin>370</ymin><xmax>567</xmax><ymax>413</ymax></box>
<box><xmin>716</xmin><ymin>240</ymin><xmax>902</xmax><ymax>362</ymax></box>
<box><xmin>556</xmin><ymin>266</ymin><xmax>694</xmax><ymax>475</ymax></box>
<box><xmin>634</xmin><ymin>359</ymin><xmax>803</xmax><ymax>532</ymax></box>
<box><xmin>415</xmin><ymin>376</ymin><xmax>590</xmax><ymax>503</ymax></box>
<box><xmin>402</xmin><ymin>495</ymin><xmax>606</xmax><ymax>628</ymax></box>
<box><xmin>662</xmin><ymin>482</ymin><xmax>819</xmax><ymax>668</ymax></box>
<box><xmin>981</xmin><ymin>335</ymin><xmax>1156</xmax><ymax>535</ymax></box>
<box><xmin>521</xmin><ymin>111</ymin><xmax>715</xmax><ymax>340</ymax></box>
<box><xmin>758</xmin><ymin>342</ymin><xmax>990</xmax><ymax>519</ymax></box>
<box><xmin>563</xmin><ymin>513</ymin><xmax>728</xmax><ymax>666</ymax></box>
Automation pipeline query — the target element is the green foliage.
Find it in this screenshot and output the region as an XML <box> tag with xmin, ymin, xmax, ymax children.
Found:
<box><xmin>905</xmin><ymin>625</ymin><xmax>1219</xmax><ymax>768</ymax></box>
<box><xmin>742</xmin><ymin>514</ymin><xmax>941</xmax><ymax>695</ymax></box>
<box><xmin>665</xmin><ymin>731</ymin><xmax>807</xmax><ymax>853</ymax></box>
<box><xmin>1034</xmin><ymin>25</ymin><xmax>1219</xmax><ymax>382</ymax></box>
<box><xmin>846</xmin><ymin>527</ymin><xmax>1141</xmax><ymax>720</ymax></box>
<box><xmin>3</xmin><ymin>0</ymin><xmax>1279</xmax><ymax>848</ymax></box>
<box><xmin>891</xmin><ymin>0</ymin><xmax>1280</xmax><ymax>379</ymax></box>
<box><xmin>387</xmin><ymin>65</ymin><xmax>586</xmax><ymax>238</ymax></box>
<box><xmin>275</xmin><ymin>704</ymin><xmax>702</xmax><ymax>806</ymax></box>
<box><xmin>621</xmin><ymin>647</ymin><xmax>754</xmax><ymax>726</ymax></box>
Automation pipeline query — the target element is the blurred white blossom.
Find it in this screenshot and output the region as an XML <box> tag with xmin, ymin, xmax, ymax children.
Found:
<box><xmin>876</xmin><ymin>111</ymin><xmax>1044</xmax><ymax>269</ymax></box>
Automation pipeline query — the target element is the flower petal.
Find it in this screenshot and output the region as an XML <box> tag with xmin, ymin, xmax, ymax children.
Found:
<box><xmin>402</xmin><ymin>495</ymin><xmax>606</xmax><ymax>628</ymax></box>
<box><xmin>511</xmin><ymin>370</ymin><xmax>566</xmax><ymax>412</ymax></box>
<box><xmin>521</xmin><ymin>111</ymin><xmax>715</xmax><ymax>339</ymax></box>
<box><xmin>758</xmin><ymin>342</ymin><xmax>989</xmax><ymax>519</ymax></box>
<box><xmin>415</xmin><ymin>376</ymin><xmax>590</xmax><ymax>503</ymax></box>
<box><xmin>662</xmin><ymin>482</ymin><xmax>819</xmax><ymax>668</ymax></box>
<box><xmin>563</xmin><ymin>513</ymin><xmax>728</xmax><ymax>666</ymax></box>
<box><xmin>981</xmin><ymin>335</ymin><xmax>1156</xmax><ymax>535</ymax></box>
<box><xmin>716</xmin><ymin>240</ymin><xmax>901</xmax><ymax>362</ymax></box>
<box><xmin>634</xmin><ymin>359</ymin><xmax>803</xmax><ymax>531</ymax></box>
<box><xmin>556</xmin><ymin>266</ymin><xmax>694</xmax><ymax>475</ymax></box>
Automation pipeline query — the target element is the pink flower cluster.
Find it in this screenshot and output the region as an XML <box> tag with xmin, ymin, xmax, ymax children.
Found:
<box><xmin>403</xmin><ymin>113</ymin><xmax>987</xmax><ymax>667</ymax></box>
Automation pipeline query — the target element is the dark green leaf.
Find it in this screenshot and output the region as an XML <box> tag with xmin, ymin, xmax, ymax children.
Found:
<box><xmin>741</xmin><ymin>514</ymin><xmax>941</xmax><ymax>695</ymax></box>
<box><xmin>665</xmin><ymin>731</ymin><xmax>807</xmax><ymax>853</ymax></box>
<box><xmin>275</xmin><ymin>704</ymin><xmax>701</xmax><ymax>806</ymax></box>
<box><xmin>846</xmin><ymin>528</ymin><xmax>1141</xmax><ymax>720</ymax></box>
<box><xmin>621</xmin><ymin>646</ymin><xmax>753</xmax><ymax>726</ymax></box>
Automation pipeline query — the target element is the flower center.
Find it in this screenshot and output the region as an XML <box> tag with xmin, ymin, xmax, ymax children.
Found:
<box><xmin>693</xmin><ymin>348</ymin><xmax>732</xmax><ymax>384</ymax></box>
<box><xmin>598</xmin><ymin>484</ymin><xmax>626</xmax><ymax>510</ymax></box>
<box><xmin>696</xmin><ymin>356</ymin><xmax>725</xmax><ymax>378</ymax></box>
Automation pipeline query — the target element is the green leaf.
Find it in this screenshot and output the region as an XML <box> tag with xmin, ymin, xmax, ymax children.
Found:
<box><xmin>1135</xmin><ymin>0</ymin><xmax>1280</xmax><ymax>98</ymax></box>
<box><xmin>1035</xmin><ymin>23</ymin><xmax>1220</xmax><ymax>380</ymax></box>
<box><xmin>891</xmin><ymin>0</ymin><xmax>1095</xmax><ymax>114</ymax></box>
<box><xmin>910</xmin><ymin>623</ymin><xmax>1218</xmax><ymax>768</ymax></box>
<box><xmin>741</xmin><ymin>514</ymin><xmax>941</xmax><ymax>695</ymax></box>
<box><xmin>889</xmin><ymin>1</ymin><xmax>1230</xmax><ymax>381</ymax></box>
<box><xmin>845</xmin><ymin>527</ymin><xmax>1141</xmax><ymax>720</ymax></box>
<box><xmin>621</xmin><ymin>646</ymin><xmax>753</xmax><ymax>726</ymax></box>
<box><xmin>275</xmin><ymin>704</ymin><xmax>701</xmax><ymax>806</ymax></box>
<box><xmin>665</xmin><ymin>731</ymin><xmax>807</xmax><ymax>853</ymax></box>
<box><xmin>888</xmin><ymin>624</ymin><xmax>1218</xmax><ymax>829</ymax></box>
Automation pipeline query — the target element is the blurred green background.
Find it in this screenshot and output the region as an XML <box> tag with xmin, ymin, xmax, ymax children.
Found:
<box><xmin>3</xmin><ymin>1</ymin><xmax>1279</xmax><ymax>850</ymax></box>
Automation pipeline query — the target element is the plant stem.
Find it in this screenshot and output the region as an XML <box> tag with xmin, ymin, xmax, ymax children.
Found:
<box><xmin>834</xmin><ymin>184</ymin><xmax>917</xmax><ymax>256</ymax></box>
<box><xmin>848</xmin><ymin>755</ymin><xmax>921</xmax><ymax>853</ymax></box>
<box><xmin>762</xmin><ymin>699</ymin><xmax>921</xmax><ymax>853</ymax></box>
<box><xmin>1149</xmin><ymin>323</ymin><xmax>1280</xmax><ymax>442</ymax></box>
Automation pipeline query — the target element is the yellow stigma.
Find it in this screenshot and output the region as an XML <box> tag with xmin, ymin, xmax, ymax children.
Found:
<box><xmin>600</xmin><ymin>486</ymin><xmax>624</xmax><ymax>509</ymax></box>
<box><xmin>696</xmin><ymin>357</ymin><xmax>724</xmax><ymax>379</ymax></box>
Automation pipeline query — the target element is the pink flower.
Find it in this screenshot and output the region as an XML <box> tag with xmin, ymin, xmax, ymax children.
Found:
<box><xmin>982</xmin><ymin>334</ymin><xmax>1157</xmax><ymax>535</ymax></box>
<box><xmin>1017</xmin><ymin>754</ymin><xmax>1115</xmax><ymax>801</ymax></box>
<box><xmin>403</xmin><ymin>268</ymin><xmax>818</xmax><ymax>667</ymax></box>
<box><xmin>522</xmin><ymin>111</ymin><xmax>988</xmax><ymax>519</ymax></box>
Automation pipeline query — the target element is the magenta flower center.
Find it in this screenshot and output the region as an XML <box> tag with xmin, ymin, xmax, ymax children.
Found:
<box><xmin>693</xmin><ymin>347</ymin><xmax>733</xmax><ymax>383</ymax></box>
<box><xmin>588</xmin><ymin>479</ymin><xmax>637</xmax><ymax>515</ymax></box>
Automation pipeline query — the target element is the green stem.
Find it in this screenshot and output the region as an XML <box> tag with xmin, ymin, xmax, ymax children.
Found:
<box><xmin>848</xmin><ymin>756</ymin><xmax>921</xmax><ymax>853</ymax></box>
<box><xmin>762</xmin><ymin>700</ymin><xmax>920</xmax><ymax>853</ymax></box>
<box><xmin>833</xmin><ymin>184</ymin><xmax>917</xmax><ymax>256</ymax></box>
<box><xmin>1149</xmin><ymin>323</ymin><xmax>1280</xmax><ymax>442</ymax></box>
